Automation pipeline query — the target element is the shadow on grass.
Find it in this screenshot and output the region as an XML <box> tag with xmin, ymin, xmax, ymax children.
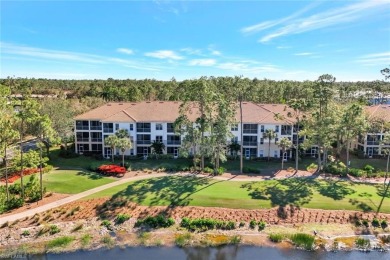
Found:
<box><xmin>376</xmin><ymin>182</ymin><xmax>390</xmax><ymax>214</ymax></box>
<box><xmin>348</xmin><ymin>198</ymin><xmax>373</xmax><ymax>212</ymax></box>
<box><xmin>241</xmin><ymin>178</ymin><xmax>314</xmax><ymax>208</ymax></box>
<box><xmin>96</xmin><ymin>176</ymin><xmax>213</xmax><ymax>218</ymax></box>
<box><xmin>76</xmin><ymin>171</ymin><xmax>104</xmax><ymax>180</ymax></box>
<box><xmin>316</xmin><ymin>180</ymin><xmax>355</xmax><ymax>200</ymax></box>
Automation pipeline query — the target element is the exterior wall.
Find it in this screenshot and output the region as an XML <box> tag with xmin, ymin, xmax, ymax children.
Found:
<box><xmin>74</xmin><ymin>120</ymin><xmax>301</xmax><ymax>159</ymax></box>
<box><xmin>357</xmin><ymin>132</ymin><xmax>390</xmax><ymax>157</ymax></box>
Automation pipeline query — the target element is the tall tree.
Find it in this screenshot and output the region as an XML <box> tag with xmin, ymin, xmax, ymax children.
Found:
<box><xmin>337</xmin><ymin>103</ymin><xmax>368</xmax><ymax>174</ymax></box>
<box><xmin>151</xmin><ymin>140</ymin><xmax>165</xmax><ymax>159</ymax></box>
<box><xmin>380</xmin><ymin>133</ymin><xmax>390</xmax><ymax>187</ymax></box>
<box><xmin>277</xmin><ymin>137</ymin><xmax>292</xmax><ymax>170</ymax></box>
<box><xmin>104</xmin><ymin>135</ymin><xmax>118</xmax><ymax>162</ymax></box>
<box><xmin>263</xmin><ymin>129</ymin><xmax>277</xmax><ymax>161</ymax></box>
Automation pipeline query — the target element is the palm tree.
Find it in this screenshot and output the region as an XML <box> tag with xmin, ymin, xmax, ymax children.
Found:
<box><xmin>104</xmin><ymin>135</ymin><xmax>118</xmax><ymax>162</ymax></box>
<box><xmin>277</xmin><ymin>137</ymin><xmax>293</xmax><ymax>170</ymax></box>
<box><xmin>117</xmin><ymin>138</ymin><xmax>132</xmax><ymax>167</ymax></box>
<box><xmin>263</xmin><ymin>129</ymin><xmax>277</xmax><ymax>161</ymax></box>
<box><xmin>151</xmin><ymin>140</ymin><xmax>165</xmax><ymax>159</ymax></box>
<box><xmin>115</xmin><ymin>128</ymin><xmax>129</xmax><ymax>139</ymax></box>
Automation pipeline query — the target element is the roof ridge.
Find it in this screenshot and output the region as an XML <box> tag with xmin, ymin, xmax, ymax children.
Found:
<box><xmin>122</xmin><ymin>109</ymin><xmax>137</xmax><ymax>121</ymax></box>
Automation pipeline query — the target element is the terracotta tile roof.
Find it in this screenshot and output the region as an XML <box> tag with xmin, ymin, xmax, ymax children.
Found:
<box><xmin>74</xmin><ymin>101</ymin><xmax>297</xmax><ymax>124</ymax></box>
<box><xmin>366</xmin><ymin>104</ymin><xmax>390</xmax><ymax>122</ymax></box>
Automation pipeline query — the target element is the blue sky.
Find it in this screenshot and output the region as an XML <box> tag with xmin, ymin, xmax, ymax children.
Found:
<box><xmin>1</xmin><ymin>0</ymin><xmax>390</xmax><ymax>81</ymax></box>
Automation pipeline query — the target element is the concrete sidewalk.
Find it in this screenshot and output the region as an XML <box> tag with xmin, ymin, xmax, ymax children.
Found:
<box><xmin>0</xmin><ymin>173</ymin><xmax>169</xmax><ymax>226</ymax></box>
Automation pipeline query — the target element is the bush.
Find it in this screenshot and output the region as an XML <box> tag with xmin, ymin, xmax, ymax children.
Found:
<box><xmin>135</xmin><ymin>215</ymin><xmax>175</xmax><ymax>229</ymax></box>
<box><xmin>180</xmin><ymin>218</ymin><xmax>236</xmax><ymax>232</ymax></box>
<box><xmin>101</xmin><ymin>220</ymin><xmax>112</xmax><ymax>230</ymax></box>
<box><xmin>101</xmin><ymin>235</ymin><xmax>115</xmax><ymax>248</ymax></box>
<box><xmin>175</xmin><ymin>233</ymin><xmax>192</xmax><ymax>247</ymax></box>
<box><xmin>355</xmin><ymin>237</ymin><xmax>370</xmax><ymax>249</ymax></box>
<box><xmin>115</xmin><ymin>213</ymin><xmax>131</xmax><ymax>224</ymax></box>
<box><xmin>362</xmin><ymin>219</ymin><xmax>369</xmax><ymax>227</ymax></box>
<box><xmin>21</xmin><ymin>230</ymin><xmax>30</xmax><ymax>236</ymax></box>
<box><xmin>381</xmin><ymin>219</ymin><xmax>388</xmax><ymax>229</ymax></box>
<box><xmin>349</xmin><ymin>168</ymin><xmax>365</xmax><ymax>177</ymax></box>
<box><xmin>269</xmin><ymin>233</ymin><xmax>284</xmax><ymax>243</ymax></box>
<box><xmin>363</xmin><ymin>165</ymin><xmax>375</xmax><ymax>174</ymax></box>
<box><xmin>97</xmin><ymin>164</ymin><xmax>126</xmax><ymax>176</ymax></box>
<box><xmin>290</xmin><ymin>233</ymin><xmax>315</xmax><ymax>250</ymax></box>
<box><xmin>372</xmin><ymin>218</ymin><xmax>380</xmax><ymax>228</ymax></box>
<box><xmin>59</xmin><ymin>149</ymin><xmax>79</xmax><ymax>158</ymax></box>
<box><xmin>243</xmin><ymin>167</ymin><xmax>260</xmax><ymax>174</ymax></box>
<box><xmin>215</xmin><ymin>167</ymin><xmax>226</xmax><ymax>175</ymax></box>
<box><xmin>324</xmin><ymin>161</ymin><xmax>346</xmax><ymax>175</ymax></box>
<box><xmin>88</xmin><ymin>162</ymin><xmax>103</xmax><ymax>172</ymax></box>
<box><xmin>6</xmin><ymin>196</ymin><xmax>24</xmax><ymax>210</ymax></box>
<box><xmin>239</xmin><ymin>221</ymin><xmax>245</xmax><ymax>228</ymax></box>
<box><xmin>258</xmin><ymin>221</ymin><xmax>266</xmax><ymax>231</ymax></box>
<box><xmin>80</xmin><ymin>234</ymin><xmax>92</xmax><ymax>247</ymax></box>
<box><xmin>306</xmin><ymin>163</ymin><xmax>318</xmax><ymax>172</ymax></box>
<box><xmin>47</xmin><ymin>236</ymin><xmax>74</xmax><ymax>249</ymax></box>
<box><xmin>203</xmin><ymin>167</ymin><xmax>214</xmax><ymax>174</ymax></box>
<box><xmin>380</xmin><ymin>235</ymin><xmax>390</xmax><ymax>244</ymax></box>
<box><xmin>71</xmin><ymin>223</ymin><xmax>83</xmax><ymax>232</ymax></box>
<box><xmin>49</xmin><ymin>225</ymin><xmax>61</xmax><ymax>235</ymax></box>
<box><xmin>249</xmin><ymin>220</ymin><xmax>257</xmax><ymax>229</ymax></box>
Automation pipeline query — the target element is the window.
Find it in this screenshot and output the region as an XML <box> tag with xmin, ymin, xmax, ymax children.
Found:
<box><xmin>231</xmin><ymin>136</ymin><xmax>238</xmax><ymax>143</ymax></box>
<box><xmin>76</xmin><ymin>120</ymin><xmax>89</xmax><ymax>130</ymax></box>
<box><xmin>231</xmin><ymin>124</ymin><xmax>238</xmax><ymax>131</ymax></box>
<box><xmin>260</xmin><ymin>138</ymin><xmax>264</xmax><ymax>145</ymax></box>
<box><xmin>115</xmin><ymin>124</ymin><xmax>119</xmax><ymax>131</ymax></box>
<box><xmin>137</xmin><ymin>134</ymin><xmax>151</xmax><ymax>144</ymax></box>
<box><xmin>129</xmin><ymin>124</ymin><xmax>133</xmax><ymax>131</ymax></box>
<box><xmin>167</xmin><ymin>147</ymin><xmax>179</xmax><ymax>156</ymax></box>
<box><xmin>260</xmin><ymin>125</ymin><xmax>264</xmax><ymax>133</ymax></box>
<box><xmin>137</xmin><ymin>147</ymin><xmax>150</xmax><ymax>156</ymax></box>
<box><xmin>77</xmin><ymin>144</ymin><xmax>89</xmax><ymax>153</ymax></box>
<box><xmin>259</xmin><ymin>150</ymin><xmax>264</xmax><ymax>157</ymax></box>
<box><xmin>90</xmin><ymin>121</ymin><xmax>102</xmax><ymax>130</ymax></box>
<box><xmin>281</xmin><ymin>125</ymin><xmax>292</xmax><ymax>135</ymax></box>
<box><xmin>137</xmin><ymin>123</ymin><xmax>151</xmax><ymax>132</ymax></box>
<box><xmin>103</xmin><ymin>123</ymin><xmax>113</xmax><ymax>133</ymax></box>
<box><xmin>275</xmin><ymin>125</ymin><xmax>279</xmax><ymax>132</ymax></box>
<box><xmin>167</xmin><ymin>135</ymin><xmax>181</xmax><ymax>145</ymax></box>
<box><xmin>274</xmin><ymin>150</ymin><xmax>278</xmax><ymax>158</ymax></box>
<box><xmin>275</xmin><ymin>137</ymin><xmax>279</xmax><ymax>144</ymax></box>
<box><xmin>104</xmin><ymin>147</ymin><xmax>112</xmax><ymax>158</ymax></box>
<box><xmin>243</xmin><ymin>124</ymin><xmax>258</xmax><ymax>134</ymax></box>
<box><xmin>156</xmin><ymin>123</ymin><xmax>163</xmax><ymax>131</ymax></box>
<box><xmin>156</xmin><ymin>136</ymin><xmax>163</xmax><ymax>143</ymax></box>
<box><xmin>91</xmin><ymin>144</ymin><xmax>102</xmax><ymax>152</ymax></box>
<box><xmin>91</xmin><ymin>132</ymin><xmax>102</xmax><ymax>142</ymax></box>
<box><xmin>167</xmin><ymin>123</ymin><xmax>175</xmax><ymax>133</ymax></box>
<box><xmin>243</xmin><ymin>136</ymin><xmax>257</xmax><ymax>146</ymax></box>
<box><xmin>76</xmin><ymin>132</ymin><xmax>89</xmax><ymax>142</ymax></box>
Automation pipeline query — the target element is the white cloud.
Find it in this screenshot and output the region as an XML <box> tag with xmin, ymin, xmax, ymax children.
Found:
<box><xmin>243</xmin><ymin>1</ymin><xmax>390</xmax><ymax>43</ymax></box>
<box><xmin>144</xmin><ymin>50</ymin><xmax>184</xmax><ymax>60</ymax></box>
<box><xmin>356</xmin><ymin>52</ymin><xmax>390</xmax><ymax>66</ymax></box>
<box><xmin>117</xmin><ymin>48</ymin><xmax>134</xmax><ymax>55</ymax></box>
<box><xmin>180</xmin><ymin>47</ymin><xmax>203</xmax><ymax>55</ymax></box>
<box><xmin>217</xmin><ymin>62</ymin><xmax>280</xmax><ymax>73</ymax></box>
<box><xmin>277</xmin><ymin>46</ymin><xmax>291</xmax><ymax>49</ymax></box>
<box><xmin>189</xmin><ymin>59</ymin><xmax>216</xmax><ymax>66</ymax></box>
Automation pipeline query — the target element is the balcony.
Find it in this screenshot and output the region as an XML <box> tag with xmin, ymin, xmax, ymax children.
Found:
<box><xmin>76</xmin><ymin>125</ymin><xmax>89</xmax><ymax>130</ymax></box>
<box><xmin>367</xmin><ymin>141</ymin><xmax>380</xmax><ymax>145</ymax></box>
<box><xmin>103</xmin><ymin>128</ymin><xmax>113</xmax><ymax>133</ymax></box>
<box><xmin>167</xmin><ymin>140</ymin><xmax>181</xmax><ymax>145</ymax></box>
<box><xmin>90</xmin><ymin>126</ymin><xmax>102</xmax><ymax>130</ymax></box>
<box><xmin>243</xmin><ymin>141</ymin><xmax>257</xmax><ymax>146</ymax></box>
<box><xmin>77</xmin><ymin>138</ymin><xmax>89</xmax><ymax>142</ymax></box>
<box><xmin>137</xmin><ymin>140</ymin><xmax>151</xmax><ymax>145</ymax></box>
<box><xmin>91</xmin><ymin>138</ymin><xmax>102</xmax><ymax>142</ymax></box>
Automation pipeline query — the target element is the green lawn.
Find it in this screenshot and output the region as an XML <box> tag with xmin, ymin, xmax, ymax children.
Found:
<box><xmin>18</xmin><ymin>170</ymin><xmax>115</xmax><ymax>194</ymax></box>
<box><xmin>85</xmin><ymin>176</ymin><xmax>390</xmax><ymax>213</ymax></box>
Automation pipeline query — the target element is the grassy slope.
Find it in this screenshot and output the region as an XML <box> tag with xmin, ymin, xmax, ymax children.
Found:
<box><xmin>85</xmin><ymin>176</ymin><xmax>390</xmax><ymax>213</ymax></box>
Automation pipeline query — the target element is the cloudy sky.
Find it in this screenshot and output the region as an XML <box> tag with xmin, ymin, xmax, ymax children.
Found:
<box><xmin>1</xmin><ymin>0</ymin><xmax>390</xmax><ymax>81</ymax></box>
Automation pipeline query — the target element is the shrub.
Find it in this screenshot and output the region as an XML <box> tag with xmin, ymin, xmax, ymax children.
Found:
<box><xmin>21</xmin><ymin>230</ymin><xmax>30</xmax><ymax>236</ymax></box>
<box><xmin>59</xmin><ymin>149</ymin><xmax>79</xmax><ymax>158</ymax></box>
<box><xmin>215</xmin><ymin>167</ymin><xmax>226</xmax><ymax>175</ymax></box>
<box><xmin>71</xmin><ymin>223</ymin><xmax>83</xmax><ymax>232</ymax></box>
<box><xmin>180</xmin><ymin>218</ymin><xmax>236</xmax><ymax>232</ymax></box>
<box><xmin>355</xmin><ymin>237</ymin><xmax>370</xmax><ymax>249</ymax></box>
<box><xmin>372</xmin><ymin>218</ymin><xmax>380</xmax><ymax>228</ymax></box>
<box><xmin>243</xmin><ymin>167</ymin><xmax>260</xmax><ymax>174</ymax></box>
<box><xmin>381</xmin><ymin>219</ymin><xmax>388</xmax><ymax>229</ymax></box>
<box><xmin>175</xmin><ymin>233</ymin><xmax>192</xmax><ymax>247</ymax></box>
<box><xmin>355</xmin><ymin>219</ymin><xmax>362</xmax><ymax>227</ymax></box>
<box><xmin>363</xmin><ymin>165</ymin><xmax>375</xmax><ymax>174</ymax></box>
<box><xmin>269</xmin><ymin>233</ymin><xmax>284</xmax><ymax>243</ymax></box>
<box><xmin>101</xmin><ymin>220</ymin><xmax>112</xmax><ymax>230</ymax></box>
<box><xmin>80</xmin><ymin>234</ymin><xmax>92</xmax><ymax>247</ymax></box>
<box><xmin>203</xmin><ymin>167</ymin><xmax>214</xmax><ymax>174</ymax></box>
<box><xmin>290</xmin><ymin>233</ymin><xmax>315</xmax><ymax>250</ymax></box>
<box><xmin>258</xmin><ymin>221</ymin><xmax>266</xmax><ymax>231</ymax></box>
<box><xmin>239</xmin><ymin>222</ymin><xmax>245</xmax><ymax>228</ymax></box>
<box><xmin>380</xmin><ymin>235</ymin><xmax>390</xmax><ymax>244</ymax></box>
<box><xmin>136</xmin><ymin>215</ymin><xmax>175</xmax><ymax>229</ymax></box>
<box><xmin>101</xmin><ymin>235</ymin><xmax>115</xmax><ymax>248</ymax></box>
<box><xmin>88</xmin><ymin>162</ymin><xmax>103</xmax><ymax>172</ymax></box>
<box><xmin>47</xmin><ymin>236</ymin><xmax>74</xmax><ymax>249</ymax></box>
<box><xmin>97</xmin><ymin>164</ymin><xmax>126</xmax><ymax>176</ymax></box>
<box><xmin>230</xmin><ymin>235</ymin><xmax>241</xmax><ymax>244</ymax></box>
<box><xmin>249</xmin><ymin>220</ymin><xmax>257</xmax><ymax>229</ymax></box>
<box><xmin>6</xmin><ymin>196</ymin><xmax>24</xmax><ymax>210</ymax></box>
<box><xmin>349</xmin><ymin>168</ymin><xmax>365</xmax><ymax>177</ymax></box>
<box><xmin>49</xmin><ymin>225</ymin><xmax>60</xmax><ymax>235</ymax></box>
<box><xmin>362</xmin><ymin>219</ymin><xmax>369</xmax><ymax>227</ymax></box>
<box><xmin>306</xmin><ymin>163</ymin><xmax>318</xmax><ymax>172</ymax></box>
<box><xmin>115</xmin><ymin>213</ymin><xmax>131</xmax><ymax>224</ymax></box>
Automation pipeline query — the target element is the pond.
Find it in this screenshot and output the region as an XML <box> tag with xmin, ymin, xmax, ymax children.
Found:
<box><xmin>25</xmin><ymin>245</ymin><xmax>389</xmax><ymax>260</ymax></box>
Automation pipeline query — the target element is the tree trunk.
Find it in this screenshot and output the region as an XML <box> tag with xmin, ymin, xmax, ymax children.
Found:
<box><xmin>385</xmin><ymin>153</ymin><xmax>389</xmax><ymax>188</ymax></box>
<box><xmin>240</xmin><ymin>99</ymin><xmax>243</xmax><ymax>174</ymax></box>
<box><xmin>295</xmin><ymin>123</ymin><xmax>299</xmax><ymax>172</ymax></box>
<box><xmin>281</xmin><ymin>150</ymin><xmax>284</xmax><ymax>170</ymax></box>
<box><xmin>4</xmin><ymin>146</ymin><xmax>9</xmax><ymax>202</ymax></box>
<box><xmin>111</xmin><ymin>147</ymin><xmax>114</xmax><ymax>162</ymax></box>
<box><xmin>346</xmin><ymin>139</ymin><xmax>350</xmax><ymax>175</ymax></box>
<box><xmin>122</xmin><ymin>152</ymin><xmax>125</xmax><ymax>167</ymax></box>
<box><xmin>268</xmin><ymin>140</ymin><xmax>271</xmax><ymax>161</ymax></box>
<box><xmin>39</xmin><ymin>146</ymin><xmax>43</xmax><ymax>200</ymax></box>
<box><xmin>317</xmin><ymin>146</ymin><xmax>321</xmax><ymax>172</ymax></box>
<box><xmin>20</xmin><ymin>119</ymin><xmax>24</xmax><ymax>200</ymax></box>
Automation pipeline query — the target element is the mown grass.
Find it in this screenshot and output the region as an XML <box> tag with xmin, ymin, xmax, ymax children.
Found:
<box><xmin>85</xmin><ymin>176</ymin><xmax>390</xmax><ymax>213</ymax></box>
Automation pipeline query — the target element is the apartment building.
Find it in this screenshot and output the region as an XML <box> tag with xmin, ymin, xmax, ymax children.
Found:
<box><xmin>356</xmin><ymin>104</ymin><xmax>390</xmax><ymax>157</ymax></box>
<box><xmin>74</xmin><ymin>101</ymin><xmax>307</xmax><ymax>159</ymax></box>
